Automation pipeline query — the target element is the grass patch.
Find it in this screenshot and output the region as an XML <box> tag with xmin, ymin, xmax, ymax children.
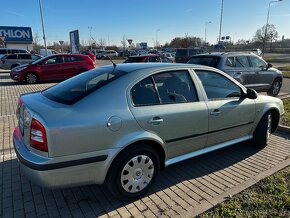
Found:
<box><xmin>283</xmin><ymin>72</ymin><xmax>290</xmax><ymax>77</ymax></box>
<box><xmin>199</xmin><ymin>166</ymin><xmax>290</xmax><ymax>218</ymax></box>
<box><xmin>278</xmin><ymin>66</ymin><xmax>290</xmax><ymax>71</ymax></box>
<box><xmin>281</xmin><ymin>98</ymin><xmax>290</xmax><ymax>127</ymax></box>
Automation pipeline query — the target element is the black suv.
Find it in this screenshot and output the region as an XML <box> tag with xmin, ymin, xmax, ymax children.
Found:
<box><xmin>175</xmin><ymin>48</ymin><xmax>206</xmax><ymax>63</ymax></box>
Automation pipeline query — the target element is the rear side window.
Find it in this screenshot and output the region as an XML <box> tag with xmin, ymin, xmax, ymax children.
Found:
<box><xmin>187</xmin><ymin>56</ymin><xmax>220</xmax><ymax>67</ymax></box>
<box><xmin>42</xmin><ymin>68</ymin><xmax>127</xmax><ymax>104</ymax></box>
<box><xmin>64</xmin><ymin>56</ymin><xmax>84</xmax><ymax>62</ymax></box>
<box><xmin>6</xmin><ymin>55</ymin><xmax>18</xmax><ymax>59</ymax></box>
<box><xmin>225</xmin><ymin>56</ymin><xmax>250</xmax><ymax>67</ymax></box>
<box><xmin>131</xmin><ymin>70</ymin><xmax>198</xmax><ymax>106</ymax></box>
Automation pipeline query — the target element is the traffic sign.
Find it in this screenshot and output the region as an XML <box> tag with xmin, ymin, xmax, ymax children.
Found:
<box><xmin>59</xmin><ymin>40</ymin><xmax>64</xmax><ymax>45</ymax></box>
<box><xmin>127</xmin><ymin>39</ymin><xmax>133</xmax><ymax>45</ymax></box>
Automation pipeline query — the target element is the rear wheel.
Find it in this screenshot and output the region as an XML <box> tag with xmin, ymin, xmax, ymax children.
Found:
<box><xmin>253</xmin><ymin>112</ymin><xmax>272</xmax><ymax>148</ymax></box>
<box><xmin>267</xmin><ymin>79</ymin><xmax>281</xmax><ymax>97</ymax></box>
<box><xmin>106</xmin><ymin>145</ymin><xmax>160</xmax><ymax>199</ymax></box>
<box><xmin>25</xmin><ymin>72</ymin><xmax>38</xmax><ymax>84</ymax></box>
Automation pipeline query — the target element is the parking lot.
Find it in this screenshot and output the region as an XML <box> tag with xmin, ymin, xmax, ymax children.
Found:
<box><xmin>0</xmin><ymin>70</ymin><xmax>290</xmax><ymax>217</ymax></box>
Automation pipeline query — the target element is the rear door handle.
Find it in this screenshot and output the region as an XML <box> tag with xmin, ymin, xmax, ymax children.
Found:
<box><xmin>210</xmin><ymin>109</ymin><xmax>221</xmax><ymax>116</ymax></box>
<box><xmin>148</xmin><ymin>116</ymin><xmax>163</xmax><ymax>125</ymax></box>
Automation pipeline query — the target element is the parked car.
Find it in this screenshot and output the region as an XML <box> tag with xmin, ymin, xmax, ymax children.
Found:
<box><xmin>187</xmin><ymin>52</ymin><xmax>283</xmax><ymax>97</ymax></box>
<box><xmin>0</xmin><ymin>48</ymin><xmax>29</xmax><ymax>59</ymax></box>
<box><xmin>81</xmin><ymin>51</ymin><xmax>96</xmax><ymax>62</ymax></box>
<box><xmin>39</xmin><ymin>49</ymin><xmax>58</xmax><ymax>56</ymax></box>
<box><xmin>10</xmin><ymin>54</ymin><xmax>96</xmax><ymax>84</ymax></box>
<box><xmin>162</xmin><ymin>52</ymin><xmax>175</xmax><ymax>62</ymax></box>
<box><xmin>13</xmin><ymin>63</ymin><xmax>284</xmax><ymax>199</ymax></box>
<box><xmin>97</xmin><ymin>50</ymin><xmax>118</xmax><ymax>59</ymax></box>
<box><xmin>124</xmin><ymin>54</ymin><xmax>173</xmax><ymax>63</ymax></box>
<box><xmin>175</xmin><ymin>48</ymin><xmax>206</xmax><ymax>63</ymax></box>
<box><xmin>0</xmin><ymin>53</ymin><xmax>41</xmax><ymax>70</ymax></box>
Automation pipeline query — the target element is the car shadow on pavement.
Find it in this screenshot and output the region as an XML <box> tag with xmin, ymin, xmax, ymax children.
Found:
<box><xmin>0</xmin><ymin>139</ymin><xmax>269</xmax><ymax>217</ymax></box>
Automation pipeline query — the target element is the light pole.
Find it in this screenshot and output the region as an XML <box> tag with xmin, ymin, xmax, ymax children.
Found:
<box><xmin>88</xmin><ymin>26</ymin><xmax>92</xmax><ymax>50</ymax></box>
<box><xmin>155</xmin><ymin>29</ymin><xmax>160</xmax><ymax>49</ymax></box>
<box><xmin>205</xmin><ymin>21</ymin><xmax>212</xmax><ymax>47</ymax></box>
<box><xmin>262</xmin><ymin>0</ymin><xmax>282</xmax><ymax>55</ymax></box>
<box><xmin>218</xmin><ymin>0</ymin><xmax>224</xmax><ymax>52</ymax></box>
<box><xmin>39</xmin><ymin>0</ymin><xmax>47</xmax><ymax>56</ymax></box>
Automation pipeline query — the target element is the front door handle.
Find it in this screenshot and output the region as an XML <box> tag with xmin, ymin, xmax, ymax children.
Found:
<box><xmin>148</xmin><ymin>116</ymin><xmax>163</xmax><ymax>125</ymax></box>
<box><xmin>210</xmin><ymin>109</ymin><xmax>221</xmax><ymax>116</ymax></box>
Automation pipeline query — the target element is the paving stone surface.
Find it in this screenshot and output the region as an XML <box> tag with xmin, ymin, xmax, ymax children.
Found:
<box><xmin>0</xmin><ymin>72</ymin><xmax>289</xmax><ymax>217</ymax></box>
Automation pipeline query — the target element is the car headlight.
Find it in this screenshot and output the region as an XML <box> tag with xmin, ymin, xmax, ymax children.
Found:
<box><xmin>14</xmin><ymin>66</ymin><xmax>27</xmax><ymax>72</ymax></box>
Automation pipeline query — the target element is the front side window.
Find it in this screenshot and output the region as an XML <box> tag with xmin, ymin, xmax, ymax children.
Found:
<box><xmin>196</xmin><ymin>70</ymin><xmax>242</xmax><ymax>100</ymax></box>
<box><xmin>249</xmin><ymin>56</ymin><xmax>266</xmax><ymax>68</ymax></box>
<box><xmin>45</xmin><ymin>56</ymin><xmax>63</xmax><ymax>64</ymax></box>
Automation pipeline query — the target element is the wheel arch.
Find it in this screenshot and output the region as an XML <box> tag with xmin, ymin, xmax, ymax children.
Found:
<box><xmin>255</xmin><ymin>107</ymin><xmax>280</xmax><ymax>133</ymax></box>
<box><xmin>105</xmin><ymin>138</ymin><xmax>166</xmax><ymax>183</ymax></box>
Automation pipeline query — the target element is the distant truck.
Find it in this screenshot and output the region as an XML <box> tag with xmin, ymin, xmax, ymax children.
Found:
<box><xmin>39</xmin><ymin>49</ymin><xmax>58</xmax><ymax>56</ymax></box>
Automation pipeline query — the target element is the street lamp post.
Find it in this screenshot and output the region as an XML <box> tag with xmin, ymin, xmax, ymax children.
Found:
<box><xmin>262</xmin><ymin>0</ymin><xmax>282</xmax><ymax>55</ymax></box>
<box><xmin>205</xmin><ymin>21</ymin><xmax>212</xmax><ymax>47</ymax></box>
<box><xmin>88</xmin><ymin>26</ymin><xmax>92</xmax><ymax>50</ymax></box>
<box><xmin>38</xmin><ymin>0</ymin><xmax>47</xmax><ymax>56</ymax></box>
<box><xmin>218</xmin><ymin>0</ymin><xmax>224</xmax><ymax>52</ymax></box>
<box><xmin>155</xmin><ymin>29</ymin><xmax>160</xmax><ymax>49</ymax></box>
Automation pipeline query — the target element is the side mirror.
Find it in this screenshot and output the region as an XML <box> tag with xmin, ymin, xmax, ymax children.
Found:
<box><xmin>266</xmin><ymin>63</ymin><xmax>272</xmax><ymax>70</ymax></box>
<box><xmin>245</xmin><ymin>88</ymin><xmax>258</xmax><ymax>99</ymax></box>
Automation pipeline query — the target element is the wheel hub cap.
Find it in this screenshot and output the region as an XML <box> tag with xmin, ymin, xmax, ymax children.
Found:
<box><xmin>120</xmin><ymin>155</ymin><xmax>154</xmax><ymax>193</ymax></box>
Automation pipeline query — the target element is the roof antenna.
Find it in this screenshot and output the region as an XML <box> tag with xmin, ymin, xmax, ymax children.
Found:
<box><xmin>106</xmin><ymin>55</ymin><xmax>116</xmax><ymax>68</ymax></box>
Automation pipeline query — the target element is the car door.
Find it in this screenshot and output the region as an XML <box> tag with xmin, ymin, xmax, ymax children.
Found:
<box><xmin>248</xmin><ymin>55</ymin><xmax>273</xmax><ymax>91</ymax></box>
<box><xmin>129</xmin><ymin>70</ymin><xmax>208</xmax><ymax>160</ymax></box>
<box><xmin>195</xmin><ymin>70</ymin><xmax>255</xmax><ymax>147</ymax></box>
<box><xmin>222</xmin><ymin>56</ymin><xmax>254</xmax><ymax>87</ymax></box>
<box><xmin>40</xmin><ymin>56</ymin><xmax>64</xmax><ymax>80</ymax></box>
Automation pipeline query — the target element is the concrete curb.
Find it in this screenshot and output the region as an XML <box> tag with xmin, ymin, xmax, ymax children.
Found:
<box><xmin>278</xmin><ymin>125</ymin><xmax>290</xmax><ymax>134</ymax></box>
<box><xmin>188</xmin><ymin>158</ymin><xmax>290</xmax><ymax>217</ymax></box>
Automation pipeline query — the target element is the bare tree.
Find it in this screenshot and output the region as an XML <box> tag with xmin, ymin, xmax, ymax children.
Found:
<box><xmin>253</xmin><ymin>24</ymin><xmax>279</xmax><ymax>44</ymax></box>
<box><xmin>98</xmin><ymin>38</ymin><xmax>106</xmax><ymax>49</ymax></box>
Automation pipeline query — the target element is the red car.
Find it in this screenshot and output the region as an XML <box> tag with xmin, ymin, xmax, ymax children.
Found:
<box><xmin>124</xmin><ymin>54</ymin><xmax>174</xmax><ymax>63</ymax></box>
<box><xmin>81</xmin><ymin>51</ymin><xmax>97</xmax><ymax>62</ymax></box>
<box><xmin>10</xmin><ymin>54</ymin><xmax>96</xmax><ymax>84</ymax></box>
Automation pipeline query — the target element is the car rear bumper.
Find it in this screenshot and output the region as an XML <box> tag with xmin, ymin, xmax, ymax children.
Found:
<box><xmin>13</xmin><ymin>127</ymin><xmax>116</xmax><ymax>188</ymax></box>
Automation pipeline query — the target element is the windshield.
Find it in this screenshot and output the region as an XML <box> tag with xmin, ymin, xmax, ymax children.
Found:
<box><xmin>42</xmin><ymin>67</ymin><xmax>127</xmax><ymax>104</ymax></box>
<box><xmin>187</xmin><ymin>56</ymin><xmax>221</xmax><ymax>68</ymax></box>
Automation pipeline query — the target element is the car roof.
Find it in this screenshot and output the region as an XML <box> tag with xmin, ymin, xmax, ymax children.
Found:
<box><xmin>99</xmin><ymin>63</ymin><xmax>219</xmax><ymax>73</ymax></box>
<box><xmin>193</xmin><ymin>51</ymin><xmax>257</xmax><ymax>57</ymax></box>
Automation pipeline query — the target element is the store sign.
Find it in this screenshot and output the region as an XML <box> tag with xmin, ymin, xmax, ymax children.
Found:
<box><xmin>0</xmin><ymin>26</ymin><xmax>33</xmax><ymax>43</ymax></box>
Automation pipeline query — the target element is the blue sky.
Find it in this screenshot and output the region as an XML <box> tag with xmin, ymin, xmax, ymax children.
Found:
<box><xmin>2</xmin><ymin>0</ymin><xmax>290</xmax><ymax>47</ymax></box>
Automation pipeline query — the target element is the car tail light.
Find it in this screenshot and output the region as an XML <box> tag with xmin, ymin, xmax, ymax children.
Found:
<box><xmin>16</xmin><ymin>97</ymin><xmax>23</xmax><ymax>117</ymax></box>
<box><xmin>30</xmin><ymin>118</ymin><xmax>48</xmax><ymax>152</ymax></box>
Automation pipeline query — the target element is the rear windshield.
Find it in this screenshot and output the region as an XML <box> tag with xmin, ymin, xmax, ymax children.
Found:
<box><xmin>42</xmin><ymin>68</ymin><xmax>127</xmax><ymax>104</ymax></box>
<box><xmin>187</xmin><ymin>56</ymin><xmax>221</xmax><ymax>68</ymax></box>
<box><xmin>124</xmin><ymin>57</ymin><xmax>143</xmax><ymax>63</ymax></box>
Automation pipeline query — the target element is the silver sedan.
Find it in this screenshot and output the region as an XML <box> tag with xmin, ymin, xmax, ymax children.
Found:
<box><xmin>13</xmin><ymin>63</ymin><xmax>284</xmax><ymax>199</ymax></box>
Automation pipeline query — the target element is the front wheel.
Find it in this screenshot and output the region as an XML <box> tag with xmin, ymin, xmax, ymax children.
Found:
<box><xmin>253</xmin><ymin>112</ymin><xmax>272</xmax><ymax>148</ymax></box>
<box><xmin>25</xmin><ymin>72</ymin><xmax>38</xmax><ymax>84</ymax></box>
<box><xmin>267</xmin><ymin>79</ymin><xmax>281</xmax><ymax>97</ymax></box>
<box><xmin>106</xmin><ymin>145</ymin><xmax>160</xmax><ymax>199</ymax></box>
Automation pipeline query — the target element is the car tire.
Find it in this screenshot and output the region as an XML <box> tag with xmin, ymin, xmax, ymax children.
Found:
<box><xmin>267</xmin><ymin>79</ymin><xmax>281</xmax><ymax>97</ymax></box>
<box><xmin>253</xmin><ymin>112</ymin><xmax>272</xmax><ymax>148</ymax></box>
<box><xmin>106</xmin><ymin>145</ymin><xmax>160</xmax><ymax>199</ymax></box>
<box><xmin>11</xmin><ymin>64</ymin><xmax>19</xmax><ymax>70</ymax></box>
<box><xmin>25</xmin><ymin>72</ymin><xmax>38</xmax><ymax>84</ymax></box>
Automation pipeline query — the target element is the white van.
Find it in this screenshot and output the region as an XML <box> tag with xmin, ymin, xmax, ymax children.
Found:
<box><xmin>39</xmin><ymin>49</ymin><xmax>58</xmax><ymax>56</ymax></box>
